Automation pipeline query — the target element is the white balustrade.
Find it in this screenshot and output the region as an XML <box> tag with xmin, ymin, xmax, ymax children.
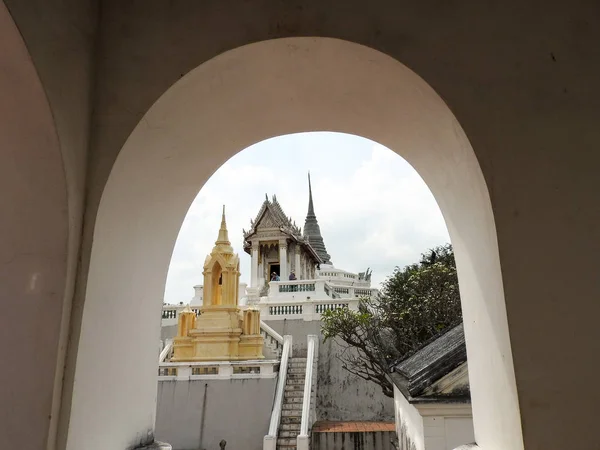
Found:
<box><xmin>263</xmin><ymin>335</ymin><xmax>293</xmax><ymax>450</ymax></box>
<box><xmin>157</xmin><ymin>359</ymin><xmax>279</xmax><ymax>380</ymax></box>
<box><xmin>259</xmin><ymin>298</ymin><xmax>359</xmax><ymax>321</ymax></box>
<box><xmin>297</xmin><ymin>335</ymin><xmax>318</xmax><ymax>450</ymax></box>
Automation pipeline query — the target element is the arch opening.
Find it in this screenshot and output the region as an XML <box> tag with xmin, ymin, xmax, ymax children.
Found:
<box><xmin>67</xmin><ymin>37</ymin><xmax>523</xmax><ymax>450</ymax></box>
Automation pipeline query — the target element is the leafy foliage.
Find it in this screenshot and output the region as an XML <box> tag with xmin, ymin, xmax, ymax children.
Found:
<box><xmin>321</xmin><ymin>244</ymin><xmax>462</xmax><ymax>397</ymax></box>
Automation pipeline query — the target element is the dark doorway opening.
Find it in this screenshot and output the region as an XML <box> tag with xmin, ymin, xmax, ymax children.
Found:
<box><xmin>270</xmin><ymin>264</ymin><xmax>280</xmax><ymax>280</ymax></box>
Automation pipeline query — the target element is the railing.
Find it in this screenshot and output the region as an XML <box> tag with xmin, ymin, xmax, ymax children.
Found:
<box><xmin>314</xmin><ymin>303</ymin><xmax>349</xmax><ymax>314</ymax></box>
<box><xmin>354</xmin><ymin>288</ymin><xmax>374</xmax><ymax>297</ymax></box>
<box><xmin>297</xmin><ymin>335</ymin><xmax>318</xmax><ymax>450</ymax></box>
<box><xmin>260</xmin><ymin>320</ymin><xmax>284</xmax><ymax>358</ymax></box>
<box><xmin>269</xmin><ymin>304</ymin><xmax>303</xmax><ymax>316</ymax></box>
<box><xmin>268</xmin><ymin>280</ymin><xmax>376</xmax><ymax>301</ymax></box>
<box><xmin>263</xmin><ymin>335</ymin><xmax>293</xmax><ymax>450</ymax></box>
<box><xmin>279</xmin><ymin>282</ymin><xmax>315</xmax><ymax>292</ymax></box>
<box><xmin>158</xmin><ymin>360</ymin><xmax>279</xmax><ymax>380</ymax></box>
<box><xmin>259</xmin><ymin>298</ymin><xmax>359</xmax><ymax>321</ymax></box>
<box><xmin>159</xmin><ymin>339</ymin><xmax>173</xmax><ymax>363</ymax></box>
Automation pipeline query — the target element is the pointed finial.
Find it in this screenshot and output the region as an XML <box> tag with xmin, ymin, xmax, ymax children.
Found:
<box><xmin>216</xmin><ymin>205</ymin><xmax>231</xmax><ymax>246</ymax></box>
<box><xmin>265</xmin><ymin>193</ymin><xmax>269</xmax><ymax>201</ymax></box>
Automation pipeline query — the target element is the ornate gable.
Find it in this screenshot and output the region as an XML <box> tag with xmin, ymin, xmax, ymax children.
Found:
<box><xmin>256</xmin><ymin>207</ymin><xmax>278</xmax><ymax>229</ymax></box>
<box><xmin>243</xmin><ymin>194</ymin><xmax>302</xmax><ymax>239</ymax></box>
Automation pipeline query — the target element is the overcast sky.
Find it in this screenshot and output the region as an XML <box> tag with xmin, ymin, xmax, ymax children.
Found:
<box><xmin>164</xmin><ymin>132</ymin><xmax>450</xmax><ymax>304</ymax></box>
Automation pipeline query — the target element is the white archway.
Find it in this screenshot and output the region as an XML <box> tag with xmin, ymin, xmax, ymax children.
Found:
<box><xmin>0</xmin><ymin>3</ymin><xmax>70</xmax><ymax>449</ymax></box>
<box><xmin>67</xmin><ymin>37</ymin><xmax>523</xmax><ymax>450</ymax></box>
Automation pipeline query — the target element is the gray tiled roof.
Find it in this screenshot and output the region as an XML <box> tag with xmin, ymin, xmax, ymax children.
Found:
<box><xmin>393</xmin><ymin>324</ymin><xmax>466</xmax><ymax>397</ymax></box>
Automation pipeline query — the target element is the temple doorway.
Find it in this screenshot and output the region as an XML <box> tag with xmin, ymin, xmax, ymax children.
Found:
<box><xmin>269</xmin><ymin>264</ymin><xmax>281</xmax><ymax>279</ymax></box>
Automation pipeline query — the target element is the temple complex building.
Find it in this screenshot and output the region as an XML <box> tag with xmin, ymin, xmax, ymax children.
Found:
<box><xmin>242</xmin><ymin>173</ymin><xmax>378</xmax><ymax>306</ymax></box>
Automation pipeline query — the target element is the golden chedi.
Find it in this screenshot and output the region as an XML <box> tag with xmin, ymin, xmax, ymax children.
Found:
<box><xmin>172</xmin><ymin>206</ymin><xmax>263</xmax><ymax>361</ymax></box>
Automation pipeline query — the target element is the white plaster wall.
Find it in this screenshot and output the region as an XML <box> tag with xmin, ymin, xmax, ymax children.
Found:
<box><xmin>445</xmin><ymin>418</ymin><xmax>475</xmax><ymax>450</ymax></box>
<box><xmin>0</xmin><ymin>4</ymin><xmax>84</xmax><ymax>449</ymax></box>
<box><xmin>155</xmin><ymin>378</ymin><xmax>276</xmax><ymax>450</ymax></box>
<box><xmin>1</xmin><ymin>1</ymin><xmax>96</xmax><ymax>448</ymax></box>
<box><xmin>422</xmin><ymin>416</ymin><xmax>474</xmax><ymax>450</ymax></box>
<box><xmin>394</xmin><ymin>386</ymin><xmax>424</xmax><ymax>450</ymax></box>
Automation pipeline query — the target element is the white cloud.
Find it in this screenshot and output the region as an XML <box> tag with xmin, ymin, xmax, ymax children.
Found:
<box><xmin>163</xmin><ymin>132</ymin><xmax>450</xmax><ymax>303</ymax></box>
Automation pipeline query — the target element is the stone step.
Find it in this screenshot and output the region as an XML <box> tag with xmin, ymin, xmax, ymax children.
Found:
<box><xmin>281</xmin><ymin>409</ymin><xmax>302</xmax><ymax>417</ymax></box>
<box><xmin>280</xmin><ymin>423</ymin><xmax>301</xmax><ymax>431</ymax></box>
<box><xmin>280</xmin><ymin>416</ymin><xmax>301</xmax><ymax>424</ymax></box>
<box><xmin>282</xmin><ymin>403</ymin><xmax>302</xmax><ymax>410</ymax></box>
<box><xmin>288</xmin><ymin>367</ymin><xmax>307</xmax><ymax>374</ymax></box>
<box><xmin>285</xmin><ymin>378</ymin><xmax>306</xmax><ymax>385</ymax></box>
<box><xmin>276</xmin><ymin>445</ymin><xmax>296</xmax><ymax>450</ymax></box>
<box><xmin>288</xmin><ymin>361</ymin><xmax>307</xmax><ymax>367</ymax></box>
<box><xmin>278</xmin><ymin>430</ymin><xmax>299</xmax><ymax>438</ymax></box>
<box><xmin>290</xmin><ymin>357</ymin><xmax>307</xmax><ymax>362</ymax></box>
<box><xmin>284</xmin><ymin>384</ymin><xmax>312</xmax><ymax>391</ymax></box>
<box><xmin>277</xmin><ymin>438</ymin><xmax>297</xmax><ymax>446</ymax></box>
<box><xmin>284</xmin><ymin>389</ymin><xmax>304</xmax><ymax>398</ymax></box>
<box><xmin>287</xmin><ymin>373</ymin><xmax>306</xmax><ymax>380</ymax></box>
<box><xmin>283</xmin><ymin>395</ymin><xmax>304</xmax><ymax>403</ymax></box>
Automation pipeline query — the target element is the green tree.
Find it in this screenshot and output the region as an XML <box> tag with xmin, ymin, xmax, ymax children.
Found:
<box><xmin>321</xmin><ymin>244</ymin><xmax>462</xmax><ymax>398</ymax></box>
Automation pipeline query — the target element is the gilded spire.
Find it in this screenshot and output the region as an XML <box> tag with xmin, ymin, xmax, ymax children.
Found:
<box><xmin>303</xmin><ymin>172</ymin><xmax>332</xmax><ymax>264</ymax></box>
<box><xmin>214</xmin><ymin>205</ymin><xmax>233</xmax><ymax>253</ymax></box>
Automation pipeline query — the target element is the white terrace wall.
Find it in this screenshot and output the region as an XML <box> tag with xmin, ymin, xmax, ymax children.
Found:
<box><xmin>265</xmin><ymin>319</ymin><xmax>394</xmax><ymax>422</ymax></box>
<box><xmin>156</xmin><ymin>378</ymin><xmax>276</xmax><ymax>450</ymax></box>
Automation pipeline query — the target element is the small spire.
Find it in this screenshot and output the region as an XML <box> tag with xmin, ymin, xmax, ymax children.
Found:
<box><xmin>216</xmin><ymin>205</ymin><xmax>230</xmax><ymax>245</ymax></box>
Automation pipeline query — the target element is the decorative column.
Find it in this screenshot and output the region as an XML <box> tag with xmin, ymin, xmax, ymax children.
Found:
<box><xmin>279</xmin><ymin>240</ymin><xmax>288</xmax><ymax>280</ymax></box>
<box><xmin>251</xmin><ymin>244</ymin><xmax>259</xmax><ymax>288</ymax></box>
<box><xmin>295</xmin><ymin>246</ymin><xmax>301</xmax><ymax>278</ymax></box>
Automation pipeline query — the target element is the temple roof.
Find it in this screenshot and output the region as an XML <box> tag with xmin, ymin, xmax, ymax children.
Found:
<box><xmin>303</xmin><ymin>173</ymin><xmax>332</xmax><ymax>264</ymax></box>
<box><xmin>243</xmin><ymin>194</ymin><xmax>302</xmax><ymax>238</ymax></box>
<box><xmin>243</xmin><ymin>195</ymin><xmax>322</xmax><ymax>263</ymax></box>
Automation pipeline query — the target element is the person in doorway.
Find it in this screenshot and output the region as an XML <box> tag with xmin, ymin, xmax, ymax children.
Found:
<box><xmin>271</xmin><ymin>272</ymin><xmax>280</xmax><ymax>281</ymax></box>
<box><xmin>289</xmin><ymin>270</ymin><xmax>297</xmax><ymax>280</ymax></box>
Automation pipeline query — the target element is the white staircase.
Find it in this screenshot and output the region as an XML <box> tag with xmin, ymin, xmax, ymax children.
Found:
<box><xmin>264</xmin><ymin>335</ymin><xmax>318</xmax><ymax>450</ymax></box>
<box><xmin>277</xmin><ymin>357</ymin><xmax>307</xmax><ymax>449</ymax></box>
